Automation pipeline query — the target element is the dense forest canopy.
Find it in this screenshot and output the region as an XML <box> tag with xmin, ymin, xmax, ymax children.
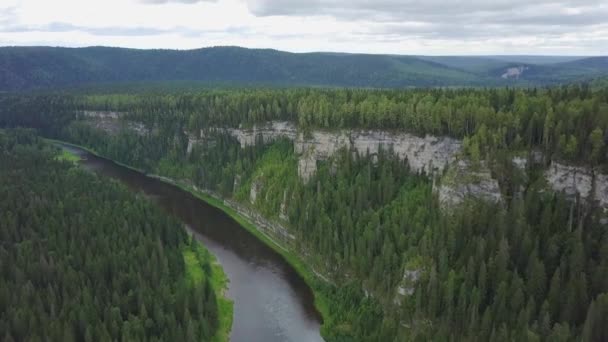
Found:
<box><xmin>0</xmin><ymin>46</ymin><xmax>607</xmax><ymax>91</ymax></box>
<box><xmin>2</xmin><ymin>84</ymin><xmax>607</xmax><ymax>167</ymax></box>
<box><xmin>1</xmin><ymin>83</ymin><xmax>607</xmax><ymax>341</ymax></box>
<box><xmin>0</xmin><ymin>129</ymin><xmax>222</xmax><ymax>341</ymax></box>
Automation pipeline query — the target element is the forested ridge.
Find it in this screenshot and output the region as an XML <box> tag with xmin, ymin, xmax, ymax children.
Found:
<box><xmin>4</xmin><ymin>85</ymin><xmax>605</xmax><ymax>166</ymax></box>
<box><xmin>1</xmin><ymin>84</ymin><xmax>608</xmax><ymax>341</ymax></box>
<box><xmin>1</xmin><ymin>46</ymin><xmax>607</xmax><ymax>91</ymax></box>
<box><xmin>0</xmin><ymin>129</ymin><xmax>224</xmax><ymax>341</ymax></box>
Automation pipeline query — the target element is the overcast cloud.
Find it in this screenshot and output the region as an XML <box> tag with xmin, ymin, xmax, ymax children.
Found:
<box><xmin>0</xmin><ymin>0</ymin><xmax>606</xmax><ymax>55</ymax></box>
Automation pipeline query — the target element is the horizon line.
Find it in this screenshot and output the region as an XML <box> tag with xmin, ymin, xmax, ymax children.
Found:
<box><xmin>0</xmin><ymin>44</ymin><xmax>602</xmax><ymax>58</ymax></box>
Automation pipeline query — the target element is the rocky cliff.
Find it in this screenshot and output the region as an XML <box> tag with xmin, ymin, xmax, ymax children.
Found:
<box><xmin>204</xmin><ymin>121</ymin><xmax>462</xmax><ymax>181</ymax></box>
<box><xmin>185</xmin><ymin>121</ymin><xmax>608</xmax><ymax>211</ymax></box>
<box><xmin>295</xmin><ymin>130</ymin><xmax>462</xmax><ymax>181</ymax></box>
<box><xmin>438</xmin><ymin>160</ymin><xmax>503</xmax><ymax>207</ymax></box>
<box><xmin>545</xmin><ymin>161</ymin><xmax>608</xmax><ymax>208</ymax></box>
<box><xmin>80</xmin><ymin>111</ymin><xmax>149</xmax><ymax>136</ymax></box>
<box><xmin>78</xmin><ymin>112</ymin><xmax>608</xmax><ymax>212</ymax></box>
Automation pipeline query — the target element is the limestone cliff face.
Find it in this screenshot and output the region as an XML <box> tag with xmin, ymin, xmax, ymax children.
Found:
<box><xmin>225</xmin><ymin>121</ymin><xmax>298</xmax><ymax>148</ymax></box>
<box><xmin>545</xmin><ymin>162</ymin><xmax>608</xmax><ymax>208</ymax></box>
<box><xmin>189</xmin><ymin>121</ymin><xmax>608</xmax><ymax>211</ymax></box>
<box><xmin>80</xmin><ymin>110</ymin><xmax>149</xmax><ymax>136</ymax></box>
<box><xmin>437</xmin><ymin>161</ymin><xmax>503</xmax><ymax>208</ymax></box>
<box><xmin>295</xmin><ymin>130</ymin><xmax>462</xmax><ymax>181</ymax></box>
<box><xmin>207</xmin><ymin>121</ymin><xmax>462</xmax><ymax>181</ymax></box>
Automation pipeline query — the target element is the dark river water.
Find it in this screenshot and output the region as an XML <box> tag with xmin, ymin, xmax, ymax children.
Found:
<box><xmin>60</xmin><ymin>144</ymin><xmax>324</xmax><ymax>342</ymax></box>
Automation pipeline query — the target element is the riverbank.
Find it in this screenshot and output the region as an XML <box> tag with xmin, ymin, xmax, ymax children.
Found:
<box><xmin>51</xmin><ymin>138</ymin><xmax>331</xmax><ymax>336</ymax></box>
<box><xmin>183</xmin><ymin>242</ymin><xmax>233</xmax><ymax>342</ymax></box>
<box><xmin>51</xmin><ymin>138</ymin><xmax>235</xmax><ymax>342</ymax></box>
<box><xmin>167</xmin><ymin>180</ymin><xmax>332</xmax><ymax>324</ymax></box>
<box><xmin>55</xmin><ymin>148</ymin><xmax>81</xmax><ymax>163</ymax></box>
<box><xmin>46</xmin><ymin>138</ymin><xmax>148</xmax><ymax>174</ymax></box>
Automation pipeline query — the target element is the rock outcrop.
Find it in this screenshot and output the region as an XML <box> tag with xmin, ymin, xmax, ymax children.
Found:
<box><xmin>501</xmin><ymin>66</ymin><xmax>528</xmax><ymax>79</ymax></box>
<box><xmin>207</xmin><ymin>122</ymin><xmax>461</xmax><ymax>180</ymax></box>
<box><xmin>295</xmin><ymin>130</ymin><xmax>462</xmax><ymax>181</ymax></box>
<box><xmin>438</xmin><ymin>160</ymin><xmax>503</xmax><ymax>207</ymax></box>
<box><xmin>250</xmin><ymin>179</ymin><xmax>263</xmax><ymax>204</ymax></box>
<box><xmin>225</xmin><ymin>121</ymin><xmax>297</xmax><ymax>148</ymax></box>
<box><xmin>545</xmin><ymin>162</ymin><xmax>608</xmax><ymax>208</ymax></box>
<box><xmin>80</xmin><ymin>110</ymin><xmax>149</xmax><ymax>136</ymax></box>
<box><xmin>207</xmin><ymin>121</ymin><xmax>461</xmax><ymax>181</ymax></box>
<box><xmin>190</xmin><ymin>121</ymin><xmax>608</xmax><ymax>212</ymax></box>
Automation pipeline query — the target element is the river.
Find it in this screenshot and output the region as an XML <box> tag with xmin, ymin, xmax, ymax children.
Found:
<box><xmin>60</xmin><ymin>144</ymin><xmax>324</xmax><ymax>342</ymax></box>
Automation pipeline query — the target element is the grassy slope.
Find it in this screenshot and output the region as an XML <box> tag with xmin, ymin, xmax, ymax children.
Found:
<box><xmin>54</xmin><ymin>148</ymin><xmax>81</xmax><ymax>163</ymax></box>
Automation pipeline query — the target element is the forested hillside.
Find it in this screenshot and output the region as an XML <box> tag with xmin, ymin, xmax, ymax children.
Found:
<box><xmin>0</xmin><ymin>129</ymin><xmax>225</xmax><ymax>341</ymax></box>
<box><xmin>5</xmin><ymin>85</ymin><xmax>603</xmax><ymax>167</ymax></box>
<box><xmin>0</xmin><ymin>46</ymin><xmax>607</xmax><ymax>91</ymax></box>
<box><xmin>1</xmin><ymin>84</ymin><xmax>608</xmax><ymax>341</ymax></box>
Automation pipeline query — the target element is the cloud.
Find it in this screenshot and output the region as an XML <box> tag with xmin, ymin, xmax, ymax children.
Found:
<box><xmin>0</xmin><ymin>6</ymin><xmax>18</xmax><ymax>26</ymax></box>
<box><xmin>0</xmin><ymin>0</ymin><xmax>607</xmax><ymax>55</ymax></box>
<box><xmin>0</xmin><ymin>20</ymin><xmax>252</xmax><ymax>39</ymax></box>
<box><xmin>1</xmin><ymin>22</ymin><xmax>169</xmax><ymax>36</ymax></box>
<box><xmin>244</xmin><ymin>0</ymin><xmax>608</xmax><ymax>52</ymax></box>
<box><xmin>246</xmin><ymin>0</ymin><xmax>605</xmax><ymax>20</ymax></box>
<box><xmin>140</xmin><ymin>0</ymin><xmax>217</xmax><ymax>4</ymax></box>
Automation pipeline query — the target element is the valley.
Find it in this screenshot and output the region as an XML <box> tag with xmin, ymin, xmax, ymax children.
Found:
<box><xmin>2</xmin><ymin>85</ymin><xmax>607</xmax><ymax>341</ymax></box>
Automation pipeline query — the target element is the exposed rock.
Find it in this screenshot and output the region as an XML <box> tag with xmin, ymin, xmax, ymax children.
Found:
<box><xmin>215</xmin><ymin>122</ymin><xmax>461</xmax><ymax>181</ymax></box>
<box><xmin>501</xmin><ymin>66</ymin><xmax>528</xmax><ymax>79</ymax></box>
<box><xmin>80</xmin><ymin>110</ymin><xmax>149</xmax><ymax>136</ymax></box>
<box><xmin>545</xmin><ymin>161</ymin><xmax>608</xmax><ymax>208</ymax></box>
<box><xmin>250</xmin><ymin>179</ymin><xmax>263</xmax><ymax>204</ymax></box>
<box><xmin>226</xmin><ymin>121</ymin><xmax>297</xmax><ymax>148</ymax></box>
<box><xmin>394</xmin><ymin>268</ymin><xmax>422</xmax><ymax>305</ymax></box>
<box><xmin>398</xmin><ymin>269</ymin><xmax>421</xmax><ymax>296</ymax></box>
<box><xmin>279</xmin><ymin>189</ymin><xmax>289</xmax><ymax>221</ymax></box>
<box><xmin>202</xmin><ymin>121</ymin><xmax>608</xmax><ymax>211</ymax></box>
<box><xmin>294</xmin><ymin>130</ymin><xmax>462</xmax><ymax>181</ymax></box>
<box><xmin>186</xmin><ymin>135</ymin><xmax>198</xmax><ymax>154</ymax></box>
<box><xmin>226</xmin><ymin>199</ymin><xmax>296</xmax><ymax>243</ymax></box>
<box><xmin>81</xmin><ymin>110</ymin><xmax>123</xmax><ymax>119</ymax></box>
<box><xmin>512</xmin><ymin>156</ymin><xmax>527</xmax><ymax>170</ymax></box>
<box><xmin>438</xmin><ymin>160</ymin><xmax>502</xmax><ymax>208</ymax></box>
<box><xmin>190</xmin><ymin>185</ymin><xmax>296</xmax><ymax>245</ymax></box>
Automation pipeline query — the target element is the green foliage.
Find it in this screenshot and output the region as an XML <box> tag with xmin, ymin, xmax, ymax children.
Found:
<box><xmin>0</xmin><ymin>130</ymin><xmax>224</xmax><ymax>341</ymax></box>
<box><xmin>54</xmin><ymin>148</ymin><xmax>81</xmax><ymax>163</ymax></box>
<box><xmin>2</xmin><ymin>83</ymin><xmax>608</xmax><ymax>341</ymax></box>
<box><xmin>1</xmin><ymin>46</ymin><xmax>608</xmax><ymax>91</ymax></box>
<box><xmin>5</xmin><ymin>84</ymin><xmax>607</xmax><ymax>166</ymax></box>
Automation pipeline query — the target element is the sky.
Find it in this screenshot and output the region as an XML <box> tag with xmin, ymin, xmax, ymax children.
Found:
<box><xmin>0</xmin><ymin>0</ymin><xmax>607</xmax><ymax>55</ymax></box>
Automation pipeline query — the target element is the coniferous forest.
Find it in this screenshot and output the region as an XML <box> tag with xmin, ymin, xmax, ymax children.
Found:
<box><xmin>1</xmin><ymin>84</ymin><xmax>607</xmax><ymax>341</ymax></box>
<box><xmin>0</xmin><ymin>129</ymin><xmax>223</xmax><ymax>341</ymax></box>
<box><xmin>5</xmin><ymin>0</ymin><xmax>608</xmax><ymax>340</ymax></box>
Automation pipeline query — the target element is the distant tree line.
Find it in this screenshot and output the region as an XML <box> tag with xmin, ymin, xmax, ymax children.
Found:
<box><xmin>3</xmin><ymin>84</ymin><xmax>607</xmax><ymax>166</ymax></box>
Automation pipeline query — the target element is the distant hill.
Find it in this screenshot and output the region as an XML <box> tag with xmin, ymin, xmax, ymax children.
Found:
<box><xmin>0</xmin><ymin>46</ymin><xmax>606</xmax><ymax>91</ymax></box>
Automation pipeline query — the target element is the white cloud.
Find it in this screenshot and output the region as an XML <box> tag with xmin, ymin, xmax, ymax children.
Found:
<box><xmin>0</xmin><ymin>0</ymin><xmax>606</xmax><ymax>55</ymax></box>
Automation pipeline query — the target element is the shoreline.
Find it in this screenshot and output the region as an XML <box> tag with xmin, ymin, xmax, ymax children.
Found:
<box><xmin>51</xmin><ymin>138</ymin><xmax>235</xmax><ymax>342</ymax></box>
<box><xmin>160</xmin><ymin>178</ymin><xmax>331</xmax><ymax>322</ymax></box>
<box><xmin>50</xmin><ymin>138</ymin><xmax>330</xmax><ymax>336</ymax></box>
